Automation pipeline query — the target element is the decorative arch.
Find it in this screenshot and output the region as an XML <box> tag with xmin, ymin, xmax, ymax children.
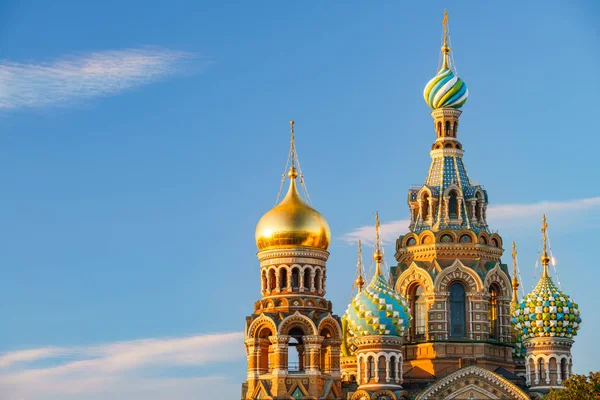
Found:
<box><xmin>435</xmin><ymin>259</ymin><xmax>484</xmax><ymax>293</ymax></box>
<box><xmin>483</xmin><ymin>263</ymin><xmax>511</xmax><ymax>297</ymax></box>
<box><xmin>278</xmin><ymin>311</ymin><xmax>318</xmax><ymax>336</ymax></box>
<box><xmin>403</xmin><ymin>232</ymin><xmax>418</xmax><ymax>247</ymax></box>
<box><xmin>415</xmin><ymin>365</ymin><xmax>529</xmax><ymax>400</ymax></box>
<box><xmin>490</xmin><ymin>233</ymin><xmax>503</xmax><ymax>248</ymax></box>
<box><xmin>246</xmin><ymin>313</ymin><xmax>278</xmax><ymax>339</ymax></box>
<box><xmin>318</xmin><ymin>314</ymin><xmax>342</xmax><ymax>339</ymax></box>
<box><xmin>395</xmin><ymin>262</ymin><xmax>435</xmax><ymax>296</ymax></box>
<box><xmin>478</xmin><ymin>231</ymin><xmax>490</xmax><ymax>245</ymax></box>
<box><xmin>372</xmin><ymin>389</ymin><xmax>397</xmax><ymax>400</ymax></box>
<box><xmin>351</xmin><ymin>390</ymin><xmax>371</xmax><ymax>400</ymax></box>
<box><xmin>436</xmin><ymin>230</ymin><xmax>457</xmax><ymax>243</ymax></box>
<box><xmin>419</xmin><ymin>231</ymin><xmax>435</xmax><ymax>245</ymax></box>
<box><xmin>443</xmin><ymin>183</ymin><xmax>463</xmax><ymax>198</ymax></box>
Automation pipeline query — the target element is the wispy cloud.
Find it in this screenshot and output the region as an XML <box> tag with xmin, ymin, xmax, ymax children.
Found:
<box><xmin>0</xmin><ymin>332</ymin><xmax>244</xmax><ymax>400</ymax></box>
<box><xmin>341</xmin><ymin>197</ymin><xmax>600</xmax><ymax>244</ymax></box>
<box><xmin>0</xmin><ymin>48</ymin><xmax>199</xmax><ymax>109</ymax></box>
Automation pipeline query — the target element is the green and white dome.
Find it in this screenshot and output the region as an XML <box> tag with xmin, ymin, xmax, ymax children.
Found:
<box><xmin>512</xmin><ymin>275</ymin><xmax>581</xmax><ymax>339</ymax></box>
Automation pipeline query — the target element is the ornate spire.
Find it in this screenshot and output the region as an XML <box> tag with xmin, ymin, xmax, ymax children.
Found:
<box><xmin>373</xmin><ymin>212</ymin><xmax>384</xmax><ymax>277</ymax></box>
<box><xmin>541</xmin><ymin>214</ymin><xmax>550</xmax><ymax>278</ymax></box>
<box><xmin>511</xmin><ymin>241</ymin><xmax>520</xmax><ymax>312</ymax></box>
<box><xmin>441</xmin><ymin>9</ymin><xmax>450</xmax><ymax>70</ymax></box>
<box><xmin>354</xmin><ymin>240</ymin><xmax>365</xmax><ymax>292</ymax></box>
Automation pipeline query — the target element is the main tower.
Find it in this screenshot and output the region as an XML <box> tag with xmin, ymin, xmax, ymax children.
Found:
<box><xmin>390</xmin><ymin>10</ymin><xmax>519</xmax><ymax>388</ymax></box>
<box><xmin>242</xmin><ymin>122</ymin><xmax>343</xmax><ymax>400</ymax></box>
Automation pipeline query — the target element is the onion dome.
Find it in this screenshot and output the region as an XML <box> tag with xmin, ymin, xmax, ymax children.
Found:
<box><xmin>423</xmin><ymin>9</ymin><xmax>468</xmax><ymax>110</ymax></box>
<box><xmin>512</xmin><ymin>216</ymin><xmax>582</xmax><ymax>339</ymax></box>
<box><xmin>255</xmin><ymin>122</ymin><xmax>331</xmax><ymax>252</ymax></box>
<box><xmin>343</xmin><ymin>213</ymin><xmax>410</xmax><ymax>339</ymax></box>
<box><xmin>255</xmin><ymin>166</ymin><xmax>330</xmax><ymax>251</ymax></box>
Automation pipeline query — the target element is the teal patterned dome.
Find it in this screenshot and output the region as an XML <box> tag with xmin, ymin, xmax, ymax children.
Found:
<box><xmin>423</xmin><ymin>67</ymin><xmax>468</xmax><ymax>110</ymax></box>
<box><xmin>512</xmin><ymin>275</ymin><xmax>582</xmax><ymax>340</ymax></box>
<box><xmin>344</xmin><ymin>272</ymin><xmax>410</xmax><ymax>338</ymax></box>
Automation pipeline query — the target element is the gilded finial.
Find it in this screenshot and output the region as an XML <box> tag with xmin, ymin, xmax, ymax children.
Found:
<box><xmin>287</xmin><ymin>120</ymin><xmax>298</xmax><ymax>180</ymax></box>
<box><xmin>441</xmin><ymin>9</ymin><xmax>451</xmax><ymax>70</ymax></box>
<box><xmin>354</xmin><ymin>240</ymin><xmax>365</xmax><ymax>292</ymax></box>
<box><xmin>541</xmin><ymin>214</ymin><xmax>550</xmax><ymax>277</ymax></box>
<box><xmin>373</xmin><ymin>212</ymin><xmax>383</xmax><ymax>276</ymax></box>
<box><xmin>511</xmin><ymin>241</ymin><xmax>519</xmax><ymax>299</ymax></box>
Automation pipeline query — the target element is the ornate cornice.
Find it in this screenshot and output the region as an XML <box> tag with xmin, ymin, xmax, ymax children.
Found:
<box><xmin>430</xmin><ymin>148</ymin><xmax>465</xmax><ymax>158</ymax></box>
<box><xmin>396</xmin><ymin>242</ymin><xmax>504</xmax><ymax>263</ymax></box>
<box><xmin>257</xmin><ymin>248</ymin><xmax>329</xmax><ymax>263</ymax></box>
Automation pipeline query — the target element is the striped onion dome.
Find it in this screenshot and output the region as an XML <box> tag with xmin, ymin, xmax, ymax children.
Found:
<box><xmin>423</xmin><ymin>67</ymin><xmax>468</xmax><ymax>109</ymax></box>
<box><xmin>512</xmin><ymin>275</ymin><xmax>581</xmax><ymax>340</ymax></box>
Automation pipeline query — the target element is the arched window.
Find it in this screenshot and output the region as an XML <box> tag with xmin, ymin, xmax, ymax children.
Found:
<box><xmin>449</xmin><ymin>282</ymin><xmax>467</xmax><ymax>338</ymax></box>
<box><xmin>422</xmin><ymin>193</ymin><xmax>430</xmax><ymax>220</ymax></box>
<box><xmin>437</xmin><ymin>121</ymin><xmax>442</xmax><ymax>137</ymax></box>
<box><xmin>445</xmin><ymin>121</ymin><xmax>450</xmax><ymax>136</ymax></box>
<box><xmin>268</xmin><ymin>269</ymin><xmax>276</xmax><ymax>291</ymax></box>
<box><xmin>489</xmin><ymin>285</ymin><xmax>500</xmax><ymax>340</ymax></box>
<box><xmin>288</xmin><ymin>327</ymin><xmax>305</xmax><ymax>372</ymax></box>
<box><xmin>561</xmin><ymin>358</ymin><xmax>568</xmax><ymax>380</ymax></box>
<box><xmin>410</xmin><ymin>285</ymin><xmax>427</xmax><ymax>340</ymax></box>
<box><xmin>303</xmin><ymin>269</ymin><xmax>310</xmax><ymax>290</ymax></box>
<box><xmin>453</xmin><ymin>121</ymin><xmax>458</xmax><ymax>137</ymax></box>
<box><xmin>261</xmin><ymin>270</ymin><xmax>267</xmax><ymax>293</ymax></box>
<box><xmin>257</xmin><ymin>327</ymin><xmax>273</xmax><ymax>374</ymax></box>
<box><xmin>448</xmin><ymin>191</ymin><xmax>458</xmax><ymax>218</ymax></box>
<box><xmin>280</xmin><ymin>268</ymin><xmax>288</xmax><ymax>291</ymax></box>
<box><xmin>291</xmin><ymin>267</ymin><xmax>299</xmax><ymax>289</ymax></box>
<box><xmin>369</xmin><ymin>356</ymin><xmax>375</xmax><ymax>380</ymax></box>
<box><xmin>390</xmin><ymin>356</ymin><xmax>396</xmax><ymax>379</ymax></box>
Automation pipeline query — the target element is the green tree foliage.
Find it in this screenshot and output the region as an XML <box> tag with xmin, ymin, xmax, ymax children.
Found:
<box><xmin>544</xmin><ymin>372</ymin><xmax>600</xmax><ymax>400</ymax></box>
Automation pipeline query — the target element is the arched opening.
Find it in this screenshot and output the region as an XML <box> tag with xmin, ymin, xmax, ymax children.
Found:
<box><xmin>410</xmin><ymin>284</ymin><xmax>427</xmax><ymax>340</ymax></box>
<box><xmin>437</xmin><ymin>121</ymin><xmax>442</xmax><ymax>137</ymax></box>
<box><xmin>538</xmin><ymin>358</ymin><xmax>546</xmax><ymax>382</ymax></box>
<box><xmin>449</xmin><ymin>282</ymin><xmax>467</xmax><ymax>338</ymax></box>
<box><xmin>291</xmin><ymin>267</ymin><xmax>300</xmax><ymax>290</ymax></box>
<box><xmin>320</xmin><ymin>327</ymin><xmax>332</xmax><ymax>373</ymax></box>
<box><xmin>368</xmin><ymin>356</ymin><xmax>376</xmax><ymax>381</ymax></box>
<box><xmin>288</xmin><ymin>327</ymin><xmax>305</xmax><ymax>373</ymax></box>
<box><xmin>303</xmin><ymin>268</ymin><xmax>310</xmax><ymax>291</ymax></box>
<box><xmin>445</xmin><ymin>121</ymin><xmax>450</xmax><ymax>136</ymax></box>
<box><xmin>280</xmin><ymin>268</ymin><xmax>288</xmax><ymax>291</ymax></box>
<box><xmin>448</xmin><ymin>190</ymin><xmax>458</xmax><ymax>219</ymax></box>
<box><xmin>549</xmin><ymin>357</ymin><xmax>558</xmax><ymax>385</ymax></box>
<box><xmin>422</xmin><ymin>193</ymin><xmax>430</xmax><ymax>221</ymax></box>
<box><xmin>489</xmin><ymin>284</ymin><xmax>500</xmax><ymax>340</ymax></box>
<box><xmin>390</xmin><ymin>356</ymin><xmax>396</xmax><ymax>381</ymax></box>
<box><xmin>257</xmin><ymin>326</ymin><xmax>273</xmax><ymax>374</ymax></box>
<box><xmin>561</xmin><ymin>358</ymin><xmax>568</xmax><ymax>380</ymax></box>
<box><xmin>268</xmin><ymin>269</ymin><xmax>276</xmax><ymax>291</ymax></box>
<box><xmin>528</xmin><ymin>358</ymin><xmax>536</xmax><ymax>384</ymax></box>
<box><xmin>444</xmin><ymin>142</ymin><xmax>453</xmax><ymax>148</ymax></box>
<box><xmin>453</xmin><ymin>121</ymin><xmax>458</xmax><ymax>137</ymax></box>
<box><xmin>491</xmin><ymin>238</ymin><xmax>499</xmax><ymax>247</ymax></box>
<box><xmin>475</xmin><ymin>192</ymin><xmax>483</xmax><ymax>222</ymax></box>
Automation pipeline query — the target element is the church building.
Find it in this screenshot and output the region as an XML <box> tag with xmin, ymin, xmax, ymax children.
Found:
<box><xmin>241</xmin><ymin>10</ymin><xmax>582</xmax><ymax>400</ymax></box>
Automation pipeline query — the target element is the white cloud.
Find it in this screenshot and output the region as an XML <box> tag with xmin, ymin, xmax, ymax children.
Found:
<box><xmin>0</xmin><ymin>332</ymin><xmax>244</xmax><ymax>400</ymax></box>
<box><xmin>0</xmin><ymin>48</ymin><xmax>199</xmax><ymax>109</ymax></box>
<box><xmin>341</xmin><ymin>197</ymin><xmax>600</xmax><ymax>244</ymax></box>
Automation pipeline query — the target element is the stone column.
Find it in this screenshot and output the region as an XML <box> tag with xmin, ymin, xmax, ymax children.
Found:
<box><xmin>545</xmin><ymin>363</ymin><xmax>551</xmax><ymax>384</ymax></box>
<box><xmin>482</xmin><ymin>204</ymin><xmax>488</xmax><ymax>225</ymax></box>
<box><xmin>245</xmin><ymin>338</ymin><xmax>260</xmax><ymax>380</ymax></box>
<box><xmin>457</xmin><ymin>198</ymin><xmax>463</xmax><ymax>224</ymax></box>
<box><xmin>325</xmin><ymin>338</ymin><xmax>342</xmax><ymax>379</ymax></box>
<box><xmin>299</xmin><ymin>270</ymin><xmax>304</xmax><ymax>292</ymax></box>
<box><xmin>266</xmin><ymin>273</ymin><xmax>272</xmax><ymax>294</ymax></box>
<box><xmin>303</xmin><ymin>335</ymin><xmax>323</xmax><ymax>373</ymax></box>
<box><xmin>534</xmin><ymin>361</ymin><xmax>540</xmax><ymax>385</ymax></box>
<box><xmin>428</xmin><ymin>201</ymin><xmax>435</xmax><ymax>225</ymax></box>
<box><xmin>385</xmin><ymin>356</ymin><xmax>391</xmax><ymax>383</ymax></box>
<box><xmin>269</xmin><ymin>335</ymin><xmax>290</xmax><ymax>376</ymax></box>
<box><xmin>287</xmin><ymin>270</ymin><xmax>292</xmax><ymax>292</ymax></box>
<box><xmin>310</xmin><ymin>270</ymin><xmax>315</xmax><ymax>292</ymax></box>
<box><xmin>275</xmin><ymin>271</ymin><xmax>281</xmax><ymax>293</ymax></box>
<box><xmin>470</xmin><ymin>200</ymin><xmax>478</xmax><ymax>224</ymax></box>
<box><xmin>395</xmin><ymin>357</ymin><xmax>401</xmax><ymax>383</ymax></box>
<box><xmin>357</xmin><ymin>356</ymin><xmax>362</xmax><ymax>384</ymax></box>
<box><xmin>443</xmin><ymin>198</ymin><xmax>450</xmax><ymax>224</ymax></box>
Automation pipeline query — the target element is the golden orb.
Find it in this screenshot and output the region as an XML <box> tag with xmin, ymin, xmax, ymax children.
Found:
<box><xmin>255</xmin><ymin>171</ymin><xmax>330</xmax><ymax>251</ymax></box>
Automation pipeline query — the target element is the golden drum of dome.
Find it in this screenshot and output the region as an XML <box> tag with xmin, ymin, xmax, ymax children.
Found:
<box><xmin>255</xmin><ymin>174</ymin><xmax>330</xmax><ymax>251</ymax></box>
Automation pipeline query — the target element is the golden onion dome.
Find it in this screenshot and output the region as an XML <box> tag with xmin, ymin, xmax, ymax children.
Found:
<box><xmin>255</xmin><ymin>166</ymin><xmax>330</xmax><ymax>251</ymax></box>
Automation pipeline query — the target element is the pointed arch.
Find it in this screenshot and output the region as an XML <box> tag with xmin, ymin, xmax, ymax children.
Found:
<box><xmin>278</xmin><ymin>311</ymin><xmax>318</xmax><ymax>336</ymax></box>
<box><xmin>435</xmin><ymin>259</ymin><xmax>483</xmax><ymax>293</ymax></box>
<box><xmin>483</xmin><ymin>263</ymin><xmax>511</xmax><ymax>297</ymax></box>
<box><xmin>318</xmin><ymin>314</ymin><xmax>342</xmax><ymax>339</ymax></box>
<box><xmin>395</xmin><ymin>262</ymin><xmax>435</xmax><ymax>296</ymax></box>
<box><xmin>246</xmin><ymin>314</ymin><xmax>278</xmax><ymax>339</ymax></box>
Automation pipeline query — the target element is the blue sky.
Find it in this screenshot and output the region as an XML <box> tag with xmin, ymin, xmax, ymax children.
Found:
<box><xmin>0</xmin><ymin>1</ymin><xmax>598</xmax><ymax>398</ymax></box>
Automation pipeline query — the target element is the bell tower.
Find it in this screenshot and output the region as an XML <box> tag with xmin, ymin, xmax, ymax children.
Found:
<box><xmin>242</xmin><ymin>121</ymin><xmax>343</xmax><ymax>400</ymax></box>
